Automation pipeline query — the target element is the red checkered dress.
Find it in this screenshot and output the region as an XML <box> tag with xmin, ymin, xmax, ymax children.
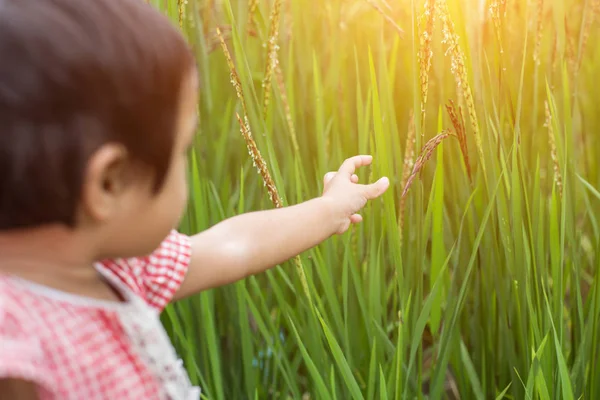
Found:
<box><xmin>0</xmin><ymin>230</ymin><xmax>200</xmax><ymax>400</ymax></box>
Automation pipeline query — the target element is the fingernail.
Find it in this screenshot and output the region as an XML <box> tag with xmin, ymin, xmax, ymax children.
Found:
<box><xmin>380</xmin><ymin>177</ymin><xmax>389</xmax><ymax>185</ymax></box>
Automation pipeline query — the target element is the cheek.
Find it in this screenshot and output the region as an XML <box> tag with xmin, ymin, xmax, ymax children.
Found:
<box><xmin>147</xmin><ymin>161</ymin><xmax>188</xmax><ymax>219</ymax></box>
<box><xmin>173</xmin><ymin>159</ymin><xmax>189</xmax><ymax>212</ymax></box>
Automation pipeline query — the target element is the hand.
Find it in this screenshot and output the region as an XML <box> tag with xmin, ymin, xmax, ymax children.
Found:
<box><xmin>321</xmin><ymin>155</ymin><xmax>390</xmax><ymax>234</ymax></box>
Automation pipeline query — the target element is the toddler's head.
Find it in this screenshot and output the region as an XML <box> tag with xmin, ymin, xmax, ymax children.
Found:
<box><xmin>0</xmin><ymin>0</ymin><xmax>198</xmax><ymax>258</ymax></box>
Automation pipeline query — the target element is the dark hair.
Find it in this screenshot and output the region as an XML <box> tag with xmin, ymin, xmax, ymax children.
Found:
<box><xmin>0</xmin><ymin>0</ymin><xmax>195</xmax><ymax>230</ymax></box>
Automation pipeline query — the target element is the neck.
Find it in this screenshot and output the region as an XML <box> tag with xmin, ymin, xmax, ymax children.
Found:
<box><xmin>0</xmin><ymin>225</ymin><xmax>104</xmax><ymax>294</ymax></box>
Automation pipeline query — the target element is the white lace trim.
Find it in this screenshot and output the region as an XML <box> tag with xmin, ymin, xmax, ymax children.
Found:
<box><xmin>98</xmin><ymin>266</ymin><xmax>201</xmax><ymax>400</ymax></box>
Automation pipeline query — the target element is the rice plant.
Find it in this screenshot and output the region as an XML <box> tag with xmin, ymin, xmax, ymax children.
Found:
<box><xmin>154</xmin><ymin>0</ymin><xmax>600</xmax><ymax>398</ymax></box>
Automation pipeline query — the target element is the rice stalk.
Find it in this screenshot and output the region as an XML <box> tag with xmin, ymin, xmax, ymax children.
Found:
<box><xmin>262</xmin><ymin>0</ymin><xmax>282</xmax><ymax>119</ymax></box>
<box><xmin>247</xmin><ymin>0</ymin><xmax>259</xmax><ymax>36</ymax></box>
<box><xmin>283</xmin><ymin>0</ymin><xmax>293</xmax><ymax>39</ymax></box>
<box><xmin>594</xmin><ymin>0</ymin><xmax>600</xmax><ymax>21</ymax></box>
<box><xmin>551</xmin><ymin>29</ymin><xmax>559</xmax><ymax>76</ymax></box>
<box><xmin>202</xmin><ymin>0</ymin><xmax>214</xmax><ymax>37</ymax></box>
<box><xmin>401</xmin><ymin>129</ymin><xmax>455</xmax><ymax>198</ymax></box>
<box><xmin>398</xmin><ymin>109</ymin><xmax>416</xmax><ymax>240</ymax></box>
<box><xmin>177</xmin><ymin>0</ymin><xmax>185</xmax><ymax>30</ymax></box>
<box><xmin>446</xmin><ymin>100</ymin><xmax>472</xmax><ymax>182</ymax></box>
<box><xmin>418</xmin><ymin>0</ymin><xmax>436</xmax><ymax>127</ymax></box>
<box><xmin>489</xmin><ymin>0</ymin><xmax>505</xmax><ymax>54</ymax></box>
<box><xmin>219</xmin><ymin>28</ymin><xmax>312</xmax><ymax>304</ymax></box>
<box><xmin>207</xmin><ymin>25</ymin><xmax>232</xmax><ymax>54</ymax></box>
<box><xmin>235</xmin><ymin>114</ymin><xmax>283</xmax><ymax>209</ymax></box>
<box><xmin>576</xmin><ymin>0</ymin><xmax>597</xmax><ymax>76</ymax></box>
<box><xmin>379</xmin><ymin>0</ymin><xmax>393</xmax><ymax>12</ymax></box>
<box><xmin>275</xmin><ymin>64</ymin><xmax>300</xmax><ymax>153</ymax></box>
<box><xmin>565</xmin><ymin>18</ymin><xmax>577</xmax><ymax>79</ymax></box>
<box><xmin>438</xmin><ymin>0</ymin><xmax>486</xmax><ymax>174</ymax></box>
<box><xmin>533</xmin><ymin>0</ymin><xmax>544</xmax><ymax>65</ymax></box>
<box><xmin>364</xmin><ymin>0</ymin><xmax>405</xmax><ymax>38</ymax></box>
<box><xmin>216</xmin><ymin>27</ymin><xmax>249</xmax><ymax>118</ymax></box>
<box><xmin>234</xmin><ymin>114</ymin><xmax>312</xmax><ymax>303</ymax></box>
<box><xmin>544</xmin><ymin>101</ymin><xmax>562</xmax><ymax>197</ymax></box>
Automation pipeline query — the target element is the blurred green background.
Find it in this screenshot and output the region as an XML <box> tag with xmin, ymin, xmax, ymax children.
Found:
<box><xmin>153</xmin><ymin>0</ymin><xmax>600</xmax><ymax>398</ymax></box>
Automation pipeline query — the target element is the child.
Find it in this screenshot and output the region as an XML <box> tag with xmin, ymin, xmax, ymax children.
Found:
<box><xmin>0</xmin><ymin>0</ymin><xmax>390</xmax><ymax>399</ymax></box>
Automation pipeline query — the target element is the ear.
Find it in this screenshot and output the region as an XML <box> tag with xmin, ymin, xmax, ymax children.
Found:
<box><xmin>80</xmin><ymin>143</ymin><xmax>132</xmax><ymax>223</ymax></box>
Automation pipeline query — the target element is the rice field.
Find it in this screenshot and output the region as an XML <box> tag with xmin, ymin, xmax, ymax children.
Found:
<box><xmin>153</xmin><ymin>0</ymin><xmax>600</xmax><ymax>398</ymax></box>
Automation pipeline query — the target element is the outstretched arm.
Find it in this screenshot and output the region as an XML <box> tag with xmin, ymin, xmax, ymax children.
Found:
<box><xmin>174</xmin><ymin>155</ymin><xmax>389</xmax><ymax>299</ymax></box>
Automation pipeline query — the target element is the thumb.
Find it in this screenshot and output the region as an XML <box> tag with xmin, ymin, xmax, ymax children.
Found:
<box><xmin>363</xmin><ymin>177</ymin><xmax>390</xmax><ymax>199</ymax></box>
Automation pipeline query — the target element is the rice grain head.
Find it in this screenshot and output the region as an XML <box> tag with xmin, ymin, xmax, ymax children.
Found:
<box><xmin>236</xmin><ymin>114</ymin><xmax>283</xmax><ymax>209</ymax></box>
<box><xmin>177</xmin><ymin>0</ymin><xmax>185</xmax><ymax>30</ymax></box>
<box><xmin>216</xmin><ymin>27</ymin><xmax>249</xmax><ymax>118</ymax></box>
<box><xmin>446</xmin><ymin>100</ymin><xmax>472</xmax><ymax>182</ymax></box>
<box><xmin>576</xmin><ymin>0</ymin><xmax>597</xmax><ymax>76</ymax></box>
<box><xmin>207</xmin><ymin>25</ymin><xmax>232</xmax><ymax>54</ymax></box>
<box><xmin>564</xmin><ymin>17</ymin><xmax>577</xmax><ymax>79</ymax></box>
<box><xmin>284</xmin><ymin>0</ymin><xmax>293</xmax><ymax>40</ymax></box>
<box><xmin>202</xmin><ymin>0</ymin><xmax>214</xmax><ymax>37</ymax></box>
<box><xmin>235</xmin><ymin>116</ymin><xmax>313</xmax><ymax>303</ymax></box>
<box><xmin>551</xmin><ymin>29</ymin><xmax>559</xmax><ymax>76</ymax></box>
<box><xmin>418</xmin><ymin>0</ymin><xmax>436</xmax><ymax>126</ymax></box>
<box><xmin>219</xmin><ymin>28</ymin><xmax>281</xmax><ymax>209</ymax></box>
<box><xmin>365</xmin><ymin>0</ymin><xmax>405</xmax><ymax>37</ymax></box>
<box><xmin>533</xmin><ymin>0</ymin><xmax>544</xmax><ymax>65</ymax></box>
<box><xmin>248</xmin><ymin>0</ymin><xmax>259</xmax><ymax>34</ymax></box>
<box><xmin>402</xmin><ymin>129</ymin><xmax>455</xmax><ymax>198</ymax></box>
<box><xmin>438</xmin><ymin>0</ymin><xmax>486</xmax><ymax>174</ymax></box>
<box><xmin>594</xmin><ymin>0</ymin><xmax>600</xmax><ymax>22</ymax></box>
<box><xmin>275</xmin><ymin>64</ymin><xmax>300</xmax><ymax>153</ymax></box>
<box><xmin>398</xmin><ymin>110</ymin><xmax>416</xmax><ymax>240</ymax></box>
<box><xmin>544</xmin><ymin>101</ymin><xmax>562</xmax><ymax>197</ymax></box>
<box><xmin>379</xmin><ymin>0</ymin><xmax>393</xmax><ymax>12</ymax></box>
<box><xmin>221</xmin><ymin>33</ymin><xmax>310</xmax><ymax>302</ymax></box>
<box><xmin>489</xmin><ymin>0</ymin><xmax>504</xmax><ymax>54</ymax></box>
<box><xmin>263</xmin><ymin>0</ymin><xmax>283</xmax><ymax>120</ymax></box>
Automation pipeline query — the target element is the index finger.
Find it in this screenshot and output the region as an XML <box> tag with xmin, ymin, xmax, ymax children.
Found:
<box><xmin>337</xmin><ymin>155</ymin><xmax>373</xmax><ymax>176</ymax></box>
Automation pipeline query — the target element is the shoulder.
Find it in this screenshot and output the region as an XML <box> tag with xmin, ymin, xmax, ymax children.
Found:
<box><xmin>98</xmin><ymin>230</ymin><xmax>192</xmax><ymax>311</ymax></box>
<box><xmin>0</xmin><ymin>278</ymin><xmax>42</xmax><ymax>336</ymax></box>
<box><xmin>0</xmin><ymin>278</ymin><xmax>55</xmax><ymax>393</ymax></box>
